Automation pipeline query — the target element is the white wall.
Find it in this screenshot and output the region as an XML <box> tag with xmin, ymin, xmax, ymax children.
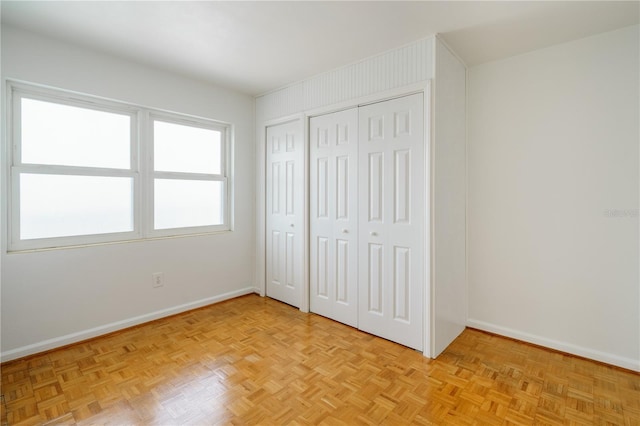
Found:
<box><xmin>467</xmin><ymin>25</ymin><xmax>639</xmax><ymax>371</ymax></box>
<box><xmin>431</xmin><ymin>38</ymin><xmax>467</xmax><ymax>356</ymax></box>
<box><xmin>0</xmin><ymin>26</ymin><xmax>256</xmax><ymax>360</ymax></box>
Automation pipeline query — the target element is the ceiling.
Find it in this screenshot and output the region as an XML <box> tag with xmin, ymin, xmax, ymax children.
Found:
<box><xmin>2</xmin><ymin>1</ymin><xmax>638</xmax><ymax>96</ymax></box>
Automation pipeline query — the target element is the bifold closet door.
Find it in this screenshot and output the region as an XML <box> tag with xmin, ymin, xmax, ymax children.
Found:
<box><xmin>265</xmin><ymin>120</ymin><xmax>304</xmax><ymax>308</ymax></box>
<box><xmin>358</xmin><ymin>93</ymin><xmax>424</xmax><ymax>351</ymax></box>
<box><xmin>310</xmin><ymin>108</ymin><xmax>359</xmax><ymax>327</ymax></box>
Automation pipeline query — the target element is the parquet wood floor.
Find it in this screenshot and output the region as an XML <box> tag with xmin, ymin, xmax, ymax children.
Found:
<box><xmin>1</xmin><ymin>294</ymin><xmax>638</xmax><ymax>425</ymax></box>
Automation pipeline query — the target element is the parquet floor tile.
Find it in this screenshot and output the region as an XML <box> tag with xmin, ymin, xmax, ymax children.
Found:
<box><xmin>1</xmin><ymin>294</ymin><xmax>638</xmax><ymax>425</ymax></box>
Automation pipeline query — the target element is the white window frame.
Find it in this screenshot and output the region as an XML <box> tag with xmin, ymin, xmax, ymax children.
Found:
<box><xmin>6</xmin><ymin>81</ymin><xmax>233</xmax><ymax>252</ymax></box>
<box><xmin>148</xmin><ymin>112</ymin><xmax>230</xmax><ymax>238</ymax></box>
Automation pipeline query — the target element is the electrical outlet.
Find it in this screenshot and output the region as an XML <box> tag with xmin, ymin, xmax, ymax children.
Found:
<box><xmin>152</xmin><ymin>272</ymin><xmax>164</xmax><ymax>288</ymax></box>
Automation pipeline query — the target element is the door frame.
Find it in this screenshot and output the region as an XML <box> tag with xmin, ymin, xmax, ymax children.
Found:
<box><xmin>256</xmin><ymin>82</ymin><xmax>433</xmax><ymax>357</ymax></box>
<box><xmin>257</xmin><ymin>114</ymin><xmax>310</xmax><ymax>312</ymax></box>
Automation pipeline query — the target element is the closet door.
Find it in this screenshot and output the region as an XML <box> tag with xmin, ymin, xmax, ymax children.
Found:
<box><xmin>310</xmin><ymin>108</ymin><xmax>359</xmax><ymax>327</ymax></box>
<box><xmin>358</xmin><ymin>93</ymin><xmax>424</xmax><ymax>350</ymax></box>
<box><xmin>266</xmin><ymin>120</ymin><xmax>304</xmax><ymax>308</ymax></box>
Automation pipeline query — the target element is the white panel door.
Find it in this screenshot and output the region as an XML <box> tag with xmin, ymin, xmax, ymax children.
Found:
<box><xmin>266</xmin><ymin>120</ymin><xmax>304</xmax><ymax>308</ymax></box>
<box><xmin>358</xmin><ymin>93</ymin><xmax>424</xmax><ymax>350</ymax></box>
<box><xmin>310</xmin><ymin>108</ymin><xmax>359</xmax><ymax>327</ymax></box>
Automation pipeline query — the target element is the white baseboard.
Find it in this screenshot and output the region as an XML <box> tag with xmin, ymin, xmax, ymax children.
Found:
<box><xmin>1</xmin><ymin>287</ymin><xmax>256</xmax><ymax>363</ymax></box>
<box><xmin>467</xmin><ymin>318</ymin><xmax>640</xmax><ymax>372</ymax></box>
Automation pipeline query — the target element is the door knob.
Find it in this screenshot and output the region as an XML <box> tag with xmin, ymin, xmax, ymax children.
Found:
<box><xmin>290</xmin><ymin>223</ymin><xmax>295</xmax><ymax>227</ymax></box>
<box><xmin>370</xmin><ymin>231</ymin><xmax>378</xmax><ymax>237</ymax></box>
<box><xmin>341</xmin><ymin>229</ymin><xmax>349</xmax><ymax>234</ymax></box>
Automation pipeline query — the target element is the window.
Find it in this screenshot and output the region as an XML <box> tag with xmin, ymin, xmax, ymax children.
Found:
<box><xmin>151</xmin><ymin>117</ymin><xmax>227</xmax><ymax>233</ymax></box>
<box><xmin>7</xmin><ymin>83</ymin><xmax>232</xmax><ymax>251</ymax></box>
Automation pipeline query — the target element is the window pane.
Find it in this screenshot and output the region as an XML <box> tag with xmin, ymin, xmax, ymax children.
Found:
<box><xmin>20</xmin><ymin>174</ymin><xmax>134</xmax><ymax>240</ymax></box>
<box><xmin>154</xmin><ymin>121</ymin><xmax>221</xmax><ymax>174</ymax></box>
<box><xmin>154</xmin><ymin>179</ymin><xmax>223</xmax><ymax>230</ymax></box>
<box><xmin>21</xmin><ymin>98</ymin><xmax>131</xmax><ymax>169</ymax></box>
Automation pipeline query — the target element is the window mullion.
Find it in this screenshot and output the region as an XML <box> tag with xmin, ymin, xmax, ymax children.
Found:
<box><xmin>138</xmin><ymin>109</ymin><xmax>150</xmax><ymax>239</ymax></box>
<box><xmin>14</xmin><ymin>164</ymin><xmax>136</xmax><ymax>178</ymax></box>
<box><xmin>152</xmin><ymin>171</ymin><xmax>223</xmax><ymax>181</ymax></box>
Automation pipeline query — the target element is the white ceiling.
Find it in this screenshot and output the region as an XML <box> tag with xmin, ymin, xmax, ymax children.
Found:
<box><xmin>2</xmin><ymin>1</ymin><xmax>638</xmax><ymax>96</ymax></box>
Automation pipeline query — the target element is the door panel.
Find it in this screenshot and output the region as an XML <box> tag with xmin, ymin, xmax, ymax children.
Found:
<box><xmin>358</xmin><ymin>93</ymin><xmax>424</xmax><ymax>350</ymax></box>
<box><xmin>336</xmin><ymin>239</ymin><xmax>349</xmax><ymax>302</ymax></box>
<box><xmin>368</xmin><ymin>243</ymin><xmax>384</xmax><ymax>314</ymax></box>
<box><xmin>266</xmin><ymin>120</ymin><xmax>304</xmax><ymax>308</ymax></box>
<box><xmin>368</xmin><ymin>152</ymin><xmax>384</xmax><ymax>222</ymax></box>
<box><xmin>310</xmin><ymin>108</ymin><xmax>358</xmax><ymax>327</ymax></box>
<box><xmin>393</xmin><ymin>246</ymin><xmax>410</xmax><ymax>321</ymax></box>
